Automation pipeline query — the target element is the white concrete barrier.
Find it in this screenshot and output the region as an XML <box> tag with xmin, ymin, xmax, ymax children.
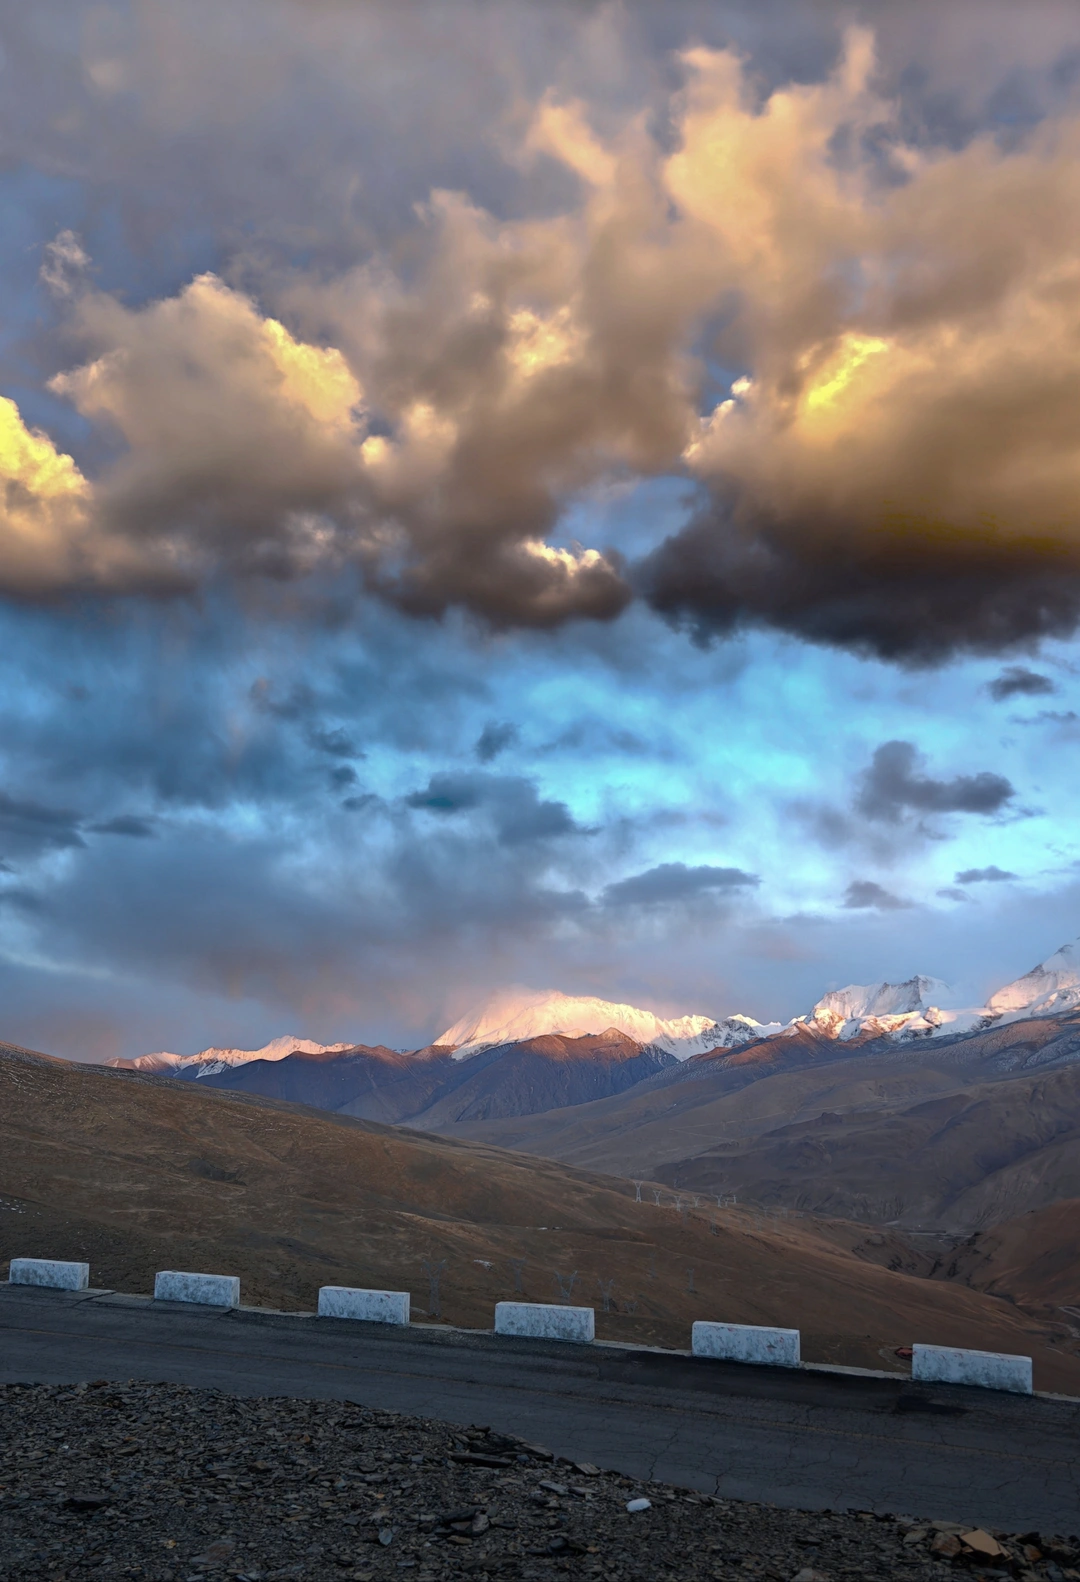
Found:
<box><xmin>318</xmin><ymin>1286</ymin><xmax>410</xmax><ymax>1324</ymax></box>
<box><xmin>8</xmin><ymin>1258</ymin><xmax>89</xmax><ymax>1291</ymax></box>
<box><xmin>912</xmin><ymin>1343</ymin><xmax>1032</xmax><ymax>1394</ymax></box>
<box><xmin>154</xmin><ymin>1271</ymin><xmax>240</xmax><ymax>1307</ymax></box>
<box><xmin>495</xmin><ymin>1301</ymin><xmax>595</xmax><ymax>1343</ymax></box>
<box><xmin>692</xmin><ymin>1321</ymin><xmax>801</xmax><ymax>1368</ymax></box>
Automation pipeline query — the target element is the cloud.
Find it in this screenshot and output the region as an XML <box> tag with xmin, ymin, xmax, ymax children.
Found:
<box><xmin>955</xmin><ymin>864</ymin><xmax>1018</xmax><ymax>883</ymax></box>
<box><xmin>404</xmin><ymin>771</ymin><xmax>585</xmax><ymax>846</ymax></box>
<box><xmin>0</xmin><ymin>396</ymin><xmax>100</xmax><ymax>593</ymax></box>
<box><xmin>855</xmin><ymin>741</ymin><xmax>1014</xmax><ymax>822</ymax></box>
<box><xmin>475</xmin><ymin>721</ymin><xmax>519</xmax><ymax>763</ymax></box>
<box><xmin>38</xmin><ymin>229</ymin><xmax>89</xmax><ymax>299</ymax></box>
<box><xmin>603</xmin><ymin>860</ymin><xmax>758</xmax><ymax>907</ymax></box>
<box><xmin>627</xmin><ymin>35</ymin><xmax>1080</xmax><ymax>661</ymax></box>
<box><xmin>988</xmin><ymin>666</ymin><xmax>1056</xmax><ymax>701</ymax></box>
<box><xmin>842</xmin><ymin>879</ymin><xmax>911</xmax><ymax>910</ymax></box>
<box><xmin>50</xmin><ymin>273</ymin><xmax>368</xmax><ymax>586</ymax></box>
<box><xmin>0</xmin><ymin>791</ymin><xmax>84</xmax><ymax>858</ymax></box>
<box><xmin>8</xmin><ymin>24</ymin><xmax>1080</xmax><ymax>657</ymax></box>
<box><xmin>17</xmin><ymin>258</ymin><xmax>633</xmax><ymax>624</ymax></box>
<box><xmin>88</xmin><ymin>815</ymin><xmax>156</xmax><ymax>838</ymax></box>
<box><xmin>308</xmin><ymin>726</ymin><xmax>360</xmax><ymax>759</ymax></box>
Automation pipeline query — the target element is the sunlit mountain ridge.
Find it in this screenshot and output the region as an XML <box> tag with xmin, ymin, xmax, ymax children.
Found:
<box><xmin>111</xmin><ymin>935</ymin><xmax>1080</xmax><ymax>1073</ymax></box>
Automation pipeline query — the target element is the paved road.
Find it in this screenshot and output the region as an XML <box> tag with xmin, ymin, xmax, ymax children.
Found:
<box><xmin>3</xmin><ymin>1285</ymin><xmax>1078</xmax><ymax>1533</ymax></box>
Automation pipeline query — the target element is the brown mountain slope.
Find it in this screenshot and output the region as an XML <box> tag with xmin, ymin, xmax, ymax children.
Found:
<box><xmin>400</xmin><ymin>1030</ymin><xmax>673</xmax><ymax>1127</ymax></box>
<box><xmin>164</xmin><ymin>1030</ymin><xmax>673</xmax><ymax>1126</ymax></box>
<box><xmin>448</xmin><ymin>1018</ymin><xmax>1080</xmax><ymax>1230</ymax></box>
<box><xmin>649</xmin><ymin>1063</ymin><xmax>1080</xmax><ymax>1229</ymax></box>
<box><xmin>176</xmin><ymin>1043</ymin><xmax>458</xmax><ymax>1124</ymax></box>
<box><xmin>929</xmin><ymin>1200</ymin><xmax>1080</xmax><ymax>1317</ymax></box>
<box><xmin>2</xmin><ymin>1040</ymin><xmax>1079</xmax><ymax>1389</ymax></box>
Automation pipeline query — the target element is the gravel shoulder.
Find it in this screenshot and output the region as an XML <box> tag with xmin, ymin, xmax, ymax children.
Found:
<box><xmin>2</xmin><ymin>1382</ymin><xmax>1078</xmax><ymax>1582</ymax></box>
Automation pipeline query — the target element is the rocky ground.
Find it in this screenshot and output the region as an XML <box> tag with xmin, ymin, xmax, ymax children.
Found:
<box><xmin>1</xmin><ymin>1383</ymin><xmax>1077</xmax><ymax>1582</ymax></box>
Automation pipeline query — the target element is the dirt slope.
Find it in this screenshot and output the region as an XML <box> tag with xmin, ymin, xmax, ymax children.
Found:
<box><xmin>928</xmin><ymin>1199</ymin><xmax>1080</xmax><ymax>1318</ymax></box>
<box><xmin>168</xmin><ymin>1030</ymin><xmax>673</xmax><ymax>1126</ymax></box>
<box><xmin>401</xmin><ymin>1031</ymin><xmax>673</xmax><ymax>1127</ymax></box>
<box><xmin>2</xmin><ymin>1040</ymin><xmax>1080</xmax><ymax>1390</ymax></box>
<box><xmin>449</xmin><ymin>1022</ymin><xmax>1080</xmax><ymax>1230</ymax></box>
<box><xmin>178</xmin><ymin>1043</ymin><xmax>458</xmax><ymax>1124</ymax></box>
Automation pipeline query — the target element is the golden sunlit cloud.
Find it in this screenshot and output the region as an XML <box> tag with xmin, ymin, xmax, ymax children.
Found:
<box><xmin>10</xmin><ymin>25</ymin><xmax>1080</xmax><ymax>652</ymax></box>
<box><xmin>0</xmin><ymin>396</ymin><xmax>92</xmax><ymax>589</ymax></box>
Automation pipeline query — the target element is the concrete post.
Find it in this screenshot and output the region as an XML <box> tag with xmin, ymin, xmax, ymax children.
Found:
<box><xmin>692</xmin><ymin>1320</ymin><xmax>801</xmax><ymax>1367</ymax></box>
<box><xmin>494</xmin><ymin>1301</ymin><xmax>595</xmax><ymax>1343</ymax></box>
<box><xmin>912</xmin><ymin>1343</ymin><xmax>1032</xmax><ymax>1394</ymax></box>
<box><xmin>154</xmin><ymin>1271</ymin><xmax>240</xmax><ymax>1307</ymax></box>
<box><xmin>8</xmin><ymin>1258</ymin><xmax>90</xmax><ymax>1291</ymax></box>
<box><xmin>317</xmin><ymin>1287</ymin><xmax>410</xmax><ymax>1324</ymax></box>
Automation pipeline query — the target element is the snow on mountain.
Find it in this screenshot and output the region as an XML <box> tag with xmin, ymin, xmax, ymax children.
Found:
<box><xmin>108</xmin><ymin>1036</ymin><xmax>353</xmax><ymax>1077</ymax></box>
<box><xmin>435</xmin><ymin>989</ymin><xmax>778</xmax><ymax>1060</ymax></box>
<box><xmin>809</xmin><ymin>936</ymin><xmax>1080</xmax><ymax>1042</ymax></box>
<box><xmin>801</xmin><ymin>976</ymin><xmax>948</xmax><ymax>1040</ymax></box>
<box><xmin>709</xmin><ymin>1013</ymin><xmax>785</xmax><ymax>1048</ymax></box>
<box><xmin>986</xmin><ymin>938</ymin><xmax>1080</xmax><ymax>1021</ymax></box>
<box><xmin>119</xmin><ymin>935</ymin><xmax>1080</xmax><ymax>1079</ymax></box>
<box><xmin>792</xmin><ymin>975</ymin><xmax>987</xmax><ymax>1042</ymax></box>
<box><xmin>814</xmin><ymin>976</ymin><xmax>950</xmax><ymax>1023</ymax></box>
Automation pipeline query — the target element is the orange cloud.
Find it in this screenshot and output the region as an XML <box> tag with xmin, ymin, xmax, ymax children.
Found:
<box><xmin>11</xmin><ymin>26</ymin><xmax>1080</xmax><ymax>653</ymax></box>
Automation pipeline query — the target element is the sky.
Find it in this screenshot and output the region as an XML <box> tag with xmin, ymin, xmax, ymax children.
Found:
<box><xmin>4</xmin><ymin>0</ymin><xmax>1080</xmax><ymax>1060</ymax></box>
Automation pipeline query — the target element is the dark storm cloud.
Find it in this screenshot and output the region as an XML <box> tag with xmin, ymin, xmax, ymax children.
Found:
<box><xmin>603</xmin><ymin>860</ymin><xmax>758</xmax><ymax>906</ymax></box>
<box><xmin>4</xmin><ymin>752</ymin><xmax>593</xmax><ymax>1046</ymax></box>
<box><xmin>0</xmin><ymin>593</ymin><xmax>490</xmax><ymax>842</ymax></box>
<box><xmin>250</xmin><ymin>680</ymin><xmax>317</xmax><ymax>722</ymax></box>
<box><xmin>790</xmin><ymin>735</ymin><xmax>1020</xmax><ymax>865</ymax></box>
<box><xmin>955</xmin><ymin>864</ymin><xmax>1019</xmax><ymax>882</ymax></box>
<box><xmin>988</xmin><ymin>666</ymin><xmax>1057</xmax><ymax>700</ymax></box>
<box><xmin>540</xmin><ymin>719</ymin><xmax>652</xmax><ymax>757</ymax></box>
<box><xmin>843</xmin><ymin>879</ymin><xmax>912</xmax><ymax>910</ymax></box>
<box><xmin>88</xmin><ymin>815</ymin><xmax>156</xmax><ymax>838</ymax></box>
<box><xmin>308</xmin><ymin>725</ymin><xmax>360</xmax><ymax>759</ymax></box>
<box><xmin>475</xmin><ymin>722</ymin><xmax>519</xmax><ymax>763</ymax></box>
<box><xmin>405</xmin><ymin>771</ymin><xmax>584</xmax><ymax>846</ymax></box>
<box><xmin>855</xmin><ymin>741</ymin><xmax>1015</xmax><ymax>822</ymax></box>
<box><xmin>0</xmin><ymin>792</ymin><xmax>84</xmax><ymax>857</ymax></box>
<box><xmin>638</xmin><ymin>521</ymin><xmax>1080</xmax><ymax>667</ymax></box>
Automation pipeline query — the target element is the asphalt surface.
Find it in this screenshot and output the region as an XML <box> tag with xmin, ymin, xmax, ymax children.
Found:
<box><xmin>3</xmin><ymin>1284</ymin><xmax>1079</xmax><ymax>1534</ymax></box>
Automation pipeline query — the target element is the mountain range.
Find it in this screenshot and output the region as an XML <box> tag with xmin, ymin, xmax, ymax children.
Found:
<box><xmin>115</xmin><ymin>936</ymin><xmax>1080</xmax><ymax>1081</ymax></box>
<box><xmin>94</xmin><ymin>935</ymin><xmax>1080</xmax><ymax>1245</ymax></box>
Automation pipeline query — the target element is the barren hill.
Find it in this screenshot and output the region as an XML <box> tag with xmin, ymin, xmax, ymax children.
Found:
<box><xmin>167</xmin><ymin>1030</ymin><xmax>673</xmax><ymax>1125</ymax></box>
<box><xmin>449</xmin><ymin>1015</ymin><xmax>1080</xmax><ymax>1230</ymax></box>
<box><xmin>2</xmin><ymin>1039</ymin><xmax>1080</xmax><ymax>1390</ymax></box>
<box><xmin>929</xmin><ymin>1199</ymin><xmax>1080</xmax><ymax>1317</ymax></box>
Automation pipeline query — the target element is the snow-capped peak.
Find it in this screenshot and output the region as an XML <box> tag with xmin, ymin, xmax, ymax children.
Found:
<box><xmin>108</xmin><ymin>1036</ymin><xmax>353</xmax><ymax>1077</ymax></box>
<box><xmin>808</xmin><ymin>939</ymin><xmax>1080</xmax><ymax>1042</ymax></box>
<box><xmin>436</xmin><ymin>988</ymin><xmax>776</xmax><ymax>1060</ymax></box>
<box><xmin>116</xmin><ymin>935</ymin><xmax>1080</xmax><ymax>1081</ymax></box>
<box><xmin>813</xmin><ymin>976</ymin><xmax>949</xmax><ymax>1022</ymax></box>
<box><xmin>986</xmin><ymin>938</ymin><xmax>1080</xmax><ymax>1021</ymax></box>
<box><xmin>710</xmin><ymin>1012</ymin><xmax>785</xmax><ymax>1047</ymax></box>
<box><xmin>792</xmin><ymin>975</ymin><xmax>984</xmax><ymax>1042</ymax></box>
